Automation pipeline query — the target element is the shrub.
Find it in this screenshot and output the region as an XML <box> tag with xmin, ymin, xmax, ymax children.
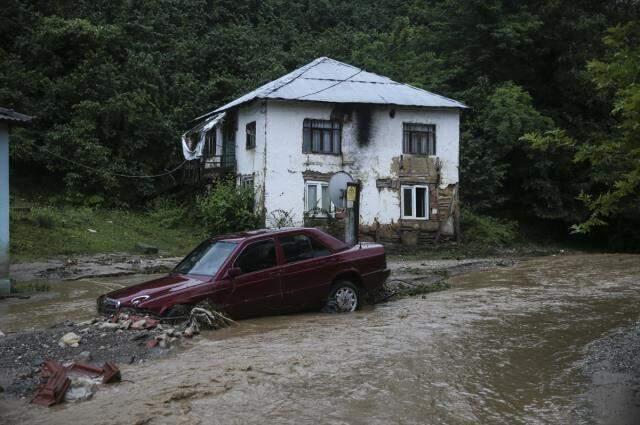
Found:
<box><xmin>461</xmin><ymin>209</ymin><xmax>518</xmax><ymax>246</ymax></box>
<box><xmin>196</xmin><ymin>179</ymin><xmax>261</xmax><ymax>235</ymax></box>
<box><xmin>29</xmin><ymin>206</ymin><xmax>57</xmax><ymax>229</ymax></box>
<box><xmin>147</xmin><ymin>197</ymin><xmax>187</xmax><ymax>228</ymax></box>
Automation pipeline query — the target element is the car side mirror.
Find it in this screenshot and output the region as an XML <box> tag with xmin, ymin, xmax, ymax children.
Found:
<box><xmin>227</xmin><ymin>267</ymin><xmax>242</xmax><ymax>278</ymax></box>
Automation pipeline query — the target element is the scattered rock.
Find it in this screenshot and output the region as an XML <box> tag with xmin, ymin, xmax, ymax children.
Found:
<box><xmin>59</xmin><ymin>332</ymin><xmax>81</xmax><ymax>347</ymax></box>
<box><xmin>87</xmin><ymin>229</ymin><xmax>97</xmax><ymax>233</ymax></box>
<box><xmin>99</xmin><ymin>322</ymin><xmax>120</xmax><ymax>330</ymax></box>
<box><xmin>119</xmin><ymin>320</ymin><xmax>132</xmax><ymax>330</ymax></box>
<box><xmin>131</xmin><ymin>319</ymin><xmax>147</xmax><ymax>330</ymax></box>
<box><xmin>135</xmin><ymin>242</ymin><xmax>158</xmax><ymax>255</ymax></box>
<box><xmin>76</xmin><ymin>351</ymin><xmax>92</xmax><ymax>362</ymax></box>
<box><xmin>146</xmin><ymin>339</ymin><xmax>159</xmax><ymax>349</ymax></box>
<box><xmin>0</xmin><ymin>331</ymin><xmax>5</xmax><ymax>337</ymax></box>
<box><xmin>130</xmin><ymin>331</ymin><xmax>149</xmax><ymax>342</ymax></box>
<box><xmin>66</xmin><ymin>376</ymin><xmax>99</xmax><ymax>402</ymax></box>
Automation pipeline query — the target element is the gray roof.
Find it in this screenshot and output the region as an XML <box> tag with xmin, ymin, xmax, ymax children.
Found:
<box><xmin>0</xmin><ymin>107</ymin><xmax>33</xmax><ymax>124</ymax></box>
<box><xmin>209</xmin><ymin>57</ymin><xmax>467</xmax><ymax>115</ymax></box>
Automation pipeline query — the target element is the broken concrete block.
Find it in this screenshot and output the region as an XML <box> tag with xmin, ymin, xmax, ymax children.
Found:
<box><xmin>99</xmin><ymin>322</ymin><xmax>120</xmax><ymax>330</ymax></box>
<box><xmin>59</xmin><ymin>332</ymin><xmax>81</xmax><ymax>347</ymax></box>
<box><xmin>135</xmin><ymin>242</ymin><xmax>158</xmax><ymax>254</ymax></box>
<box><xmin>131</xmin><ymin>319</ymin><xmax>147</xmax><ymax>330</ymax></box>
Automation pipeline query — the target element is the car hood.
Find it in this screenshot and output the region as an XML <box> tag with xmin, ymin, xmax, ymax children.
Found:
<box><xmin>105</xmin><ymin>273</ymin><xmax>210</xmax><ymax>304</ymax></box>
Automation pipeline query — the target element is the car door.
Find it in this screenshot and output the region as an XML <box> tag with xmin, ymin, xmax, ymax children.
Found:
<box><xmin>277</xmin><ymin>233</ymin><xmax>336</xmax><ymax>311</ymax></box>
<box><xmin>226</xmin><ymin>238</ymin><xmax>282</xmax><ymax>318</ymax></box>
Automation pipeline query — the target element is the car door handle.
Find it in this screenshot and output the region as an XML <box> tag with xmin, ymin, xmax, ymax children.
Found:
<box><xmin>269</xmin><ymin>271</ymin><xmax>282</xmax><ymax>277</ymax></box>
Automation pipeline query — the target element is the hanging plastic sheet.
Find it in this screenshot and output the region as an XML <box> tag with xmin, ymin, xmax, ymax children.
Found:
<box><xmin>181</xmin><ymin>112</ymin><xmax>225</xmax><ymax>160</ymax></box>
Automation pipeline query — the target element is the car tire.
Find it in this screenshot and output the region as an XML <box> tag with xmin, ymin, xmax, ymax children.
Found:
<box><xmin>324</xmin><ymin>281</ymin><xmax>360</xmax><ymax>313</ymax></box>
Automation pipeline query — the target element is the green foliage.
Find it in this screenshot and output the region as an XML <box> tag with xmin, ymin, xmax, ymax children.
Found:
<box><xmin>146</xmin><ymin>197</ymin><xmax>187</xmax><ymax>229</ymax></box>
<box><xmin>10</xmin><ymin>205</ymin><xmax>203</xmax><ymax>261</ymax></box>
<box><xmin>461</xmin><ymin>209</ymin><xmax>518</xmax><ymax>246</ymax></box>
<box><xmin>196</xmin><ymin>180</ymin><xmax>261</xmax><ymax>236</ymax></box>
<box><xmin>1</xmin><ymin>0</ymin><xmax>639</xmax><ymax>247</ymax></box>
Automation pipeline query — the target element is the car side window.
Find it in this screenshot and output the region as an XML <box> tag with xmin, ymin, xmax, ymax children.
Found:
<box><xmin>279</xmin><ymin>235</ymin><xmax>314</xmax><ymax>263</ymax></box>
<box><xmin>235</xmin><ymin>240</ymin><xmax>277</xmax><ymax>273</ymax></box>
<box><xmin>310</xmin><ymin>237</ymin><xmax>331</xmax><ymax>257</ymax></box>
<box><xmin>279</xmin><ymin>234</ymin><xmax>331</xmax><ymax>263</ymax></box>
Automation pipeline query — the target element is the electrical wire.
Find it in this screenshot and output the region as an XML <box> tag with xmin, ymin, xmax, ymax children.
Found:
<box><xmin>293</xmin><ymin>69</ymin><xmax>364</xmax><ymax>100</ymax></box>
<box><xmin>35</xmin><ymin>145</ymin><xmax>188</xmax><ymax>179</ymax></box>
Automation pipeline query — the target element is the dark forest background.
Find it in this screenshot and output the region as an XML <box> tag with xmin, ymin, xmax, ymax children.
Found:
<box><xmin>2</xmin><ymin>0</ymin><xmax>639</xmax><ymax>248</ymax></box>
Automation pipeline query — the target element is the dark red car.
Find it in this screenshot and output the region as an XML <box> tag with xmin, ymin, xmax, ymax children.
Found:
<box><xmin>98</xmin><ymin>228</ymin><xmax>390</xmax><ymax>319</ymax></box>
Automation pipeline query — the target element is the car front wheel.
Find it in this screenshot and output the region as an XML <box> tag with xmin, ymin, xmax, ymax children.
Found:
<box><xmin>324</xmin><ymin>281</ymin><xmax>360</xmax><ymax>313</ymax></box>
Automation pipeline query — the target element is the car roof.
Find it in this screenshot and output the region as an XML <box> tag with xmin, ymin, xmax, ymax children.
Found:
<box><xmin>212</xmin><ymin>227</ymin><xmax>349</xmax><ymax>251</ymax></box>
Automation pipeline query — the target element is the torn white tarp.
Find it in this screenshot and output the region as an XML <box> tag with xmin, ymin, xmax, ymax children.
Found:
<box><xmin>181</xmin><ymin>112</ymin><xmax>225</xmax><ymax>160</ymax></box>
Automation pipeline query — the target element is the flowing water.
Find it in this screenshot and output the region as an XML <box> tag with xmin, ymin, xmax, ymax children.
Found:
<box><xmin>1</xmin><ymin>254</ymin><xmax>639</xmax><ymax>424</ymax></box>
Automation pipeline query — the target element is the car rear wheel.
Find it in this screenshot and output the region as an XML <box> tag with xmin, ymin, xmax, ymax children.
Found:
<box><xmin>324</xmin><ymin>281</ymin><xmax>360</xmax><ymax>313</ymax></box>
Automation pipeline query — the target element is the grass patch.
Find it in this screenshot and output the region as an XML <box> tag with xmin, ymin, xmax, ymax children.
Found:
<box><xmin>10</xmin><ymin>205</ymin><xmax>205</xmax><ymax>262</ymax></box>
<box><xmin>11</xmin><ymin>281</ymin><xmax>51</xmax><ymax>293</ymax></box>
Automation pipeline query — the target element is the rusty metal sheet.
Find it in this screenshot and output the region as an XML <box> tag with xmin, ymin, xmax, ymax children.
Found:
<box><xmin>31</xmin><ymin>369</ymin><xmax>70</xmax><ymax>407</ymax></box>
<box><xmin>102</xmin><ymin>362</ymin><xmax>121</xmax><ymax>384</ymax></box>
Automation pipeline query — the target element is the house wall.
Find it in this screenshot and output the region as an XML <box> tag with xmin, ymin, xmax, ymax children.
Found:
<box><xmin>233</xmin><ymin>100</ymin><xmax>460</xmax><ymax>240</ymax></box>
<box><xmin>234</xmin><ymin>101</ymin><xmax>267</xmax><ymax>209</ymax></box>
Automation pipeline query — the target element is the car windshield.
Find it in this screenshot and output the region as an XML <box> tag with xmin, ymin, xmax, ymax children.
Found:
<box><xmin>174</xmin><ymin>241</ymin><xmax>237</xmax><ymax>276</ymax></box>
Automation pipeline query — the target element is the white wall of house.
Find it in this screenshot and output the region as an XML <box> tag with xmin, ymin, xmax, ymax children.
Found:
<box><xmin>233</xmin><ymin>100</ymin><xmax>460</xmax><ymax>227</ymax></box>
<box><xmin>235</xmin><ymin>101</ymin><xmax>266</xmax><ymax>203</ymax></box>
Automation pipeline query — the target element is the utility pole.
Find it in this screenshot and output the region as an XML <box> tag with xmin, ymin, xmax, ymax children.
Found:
<box><xmin>345</xmin><ymin>181</ymin><xmax>360</xmax><ymax>246</ymax></box>
<box><xmin>0</xmin><ymin>108</ymin><xmax>32</xmax><ymax>295</ymax></box>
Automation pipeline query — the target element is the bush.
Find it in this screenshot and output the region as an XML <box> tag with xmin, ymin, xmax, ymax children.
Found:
<box><xmin>147</xmin><ymin>197</ymin><xmax>187</xmax><ymax>228</ymax></box>
<box><xmin>29</xmin><ymin>206</ymin><xmax>57</xmax><ymax>229</ymax></box>
<box><xmin>461</xmin><ymin>209</ymin><xmax>518</xmax><ymax>246</ymax></box>
<box><xmin>196</xmin><ymin>179</ymin><xmax>261</xmax><ymax>235</ymax></box>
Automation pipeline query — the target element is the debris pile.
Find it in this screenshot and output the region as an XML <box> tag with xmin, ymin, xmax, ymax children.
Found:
<box><xmin>31</xmin><ymin>360</ymin><xmax>121</xmax><ymax>407</ymax></box>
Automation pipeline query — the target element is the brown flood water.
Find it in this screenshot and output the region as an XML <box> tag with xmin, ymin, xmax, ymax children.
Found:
<box><xmin>1</xmin><ymin>254</ymin><xmax>639</xmax><ymax>424</ymax></box>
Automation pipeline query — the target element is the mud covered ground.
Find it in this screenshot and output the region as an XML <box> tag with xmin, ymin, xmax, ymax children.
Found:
<box><xmin>0</xmin><ymin>257</ymin><xmax>510</xmax><ymax>401</ymax></box>
<box><xmin>1</xmin><ymin>254</ymin><xmax>639</xmax><ymax>424</ymax></box>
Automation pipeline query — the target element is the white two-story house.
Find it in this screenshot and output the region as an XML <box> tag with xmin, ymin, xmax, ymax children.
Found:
<box><xmin>182</xmin><ymin>57</ymin><xmax>466</xmax><ymax>244</ymax></box>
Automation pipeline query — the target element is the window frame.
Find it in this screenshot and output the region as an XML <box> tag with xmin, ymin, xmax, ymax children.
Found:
<box><xmin>402</xmin><ymin>123</ymin><xmax>436</xmax><ymax>155</ymax></box>
<box><xmin>400</xmin><ymin>184</ymin><xmax>430</xmax><ymax>220</ymax></box>
<box><xmin>304</xmin><ymin>181</ymin><xmax>335</xmax><ymax>218</ymax></box>
<box><xmin>246</xmin><ymin>121</ymin><xmax>256</xmax><ymax>150</ymax></box>
<box><xmin>302</xmin><ymin>118</ymin><xmax>342</xmax><ymax>155</ymax></box>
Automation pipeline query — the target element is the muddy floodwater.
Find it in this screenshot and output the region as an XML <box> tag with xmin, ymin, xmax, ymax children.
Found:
<box><xmin>1</xmin><ymin>254</ymin><xmax>640</xmax><ymax>424</ymax></box>
<box><xmin>0</xmin><ymin>274</ymin><xmax>164</xmax><ymax>333</ymax></box>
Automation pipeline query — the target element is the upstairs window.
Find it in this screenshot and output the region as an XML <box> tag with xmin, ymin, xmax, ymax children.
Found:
<box><xmin>303</xmin><ymin>119</ymin><xmax>341</xmax><ymax>154</ymax></box>
<box><xmin>403</xmin><ymin>123</ymin><xmax>436</xmax><ymax>155</ymax></box>
<box><xmin>246</xmin><ymin>121</ymin><xmax>256</xmax><ymax>149</ymax></box>
<box><xmin>401</xmin><ymin>185</ymin><xmax>429</xmax><ymax>220</ymax></box>
<box><xmin>305</xmin><ymin>181</ymin><xmax>334</xmax><ymax>217</ymax></box>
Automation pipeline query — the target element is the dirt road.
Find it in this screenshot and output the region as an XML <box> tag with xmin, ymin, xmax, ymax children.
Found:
<box><xmin>1</xmin><ymin>254</ymin><xmax>639</xmax><ymax>424</ymax></box>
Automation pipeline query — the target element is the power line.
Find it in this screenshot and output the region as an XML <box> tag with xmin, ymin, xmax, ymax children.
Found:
<box><xmin>37</xmin><ymin>145</ymin><xmax>188</xmax><ymax>179</ymax></box>
<box><xmin>293</xmin><ymin>69</ymin><xmax>364</xmax><ymax>100</ymax></box>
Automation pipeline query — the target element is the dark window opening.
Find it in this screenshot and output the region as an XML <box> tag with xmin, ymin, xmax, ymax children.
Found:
<box><xmin>403</xmin><ymin>123</ymin><xmax>436</xmax><ymax>155</ymax></box>
<box><xmin>279</xmin><ymin>234</ymin><xmax>330</xmax><ymax>263</ymax></box>
<box><xmin>302</xmin><ymin>119</ymin><xmax>341</xmax><ymax>154</ymax></box>
<box><xmin>235</xmin><ymin>240</ymin><xmax>276</xmax><ymax>273</ymax></box>
<box><xmin>246</xmin><ymin>121</ymin><xmax>256</xmax><ymax>149</ymax></box>
<box><xmin>279</xmin><ymin>235</ymin><xmax>313</xmax><ymax>263</ymax></box>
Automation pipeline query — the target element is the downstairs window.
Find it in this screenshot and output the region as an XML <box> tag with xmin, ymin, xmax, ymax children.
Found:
<box><xmin>401</xmin><ymin>185</ymin><xmax>429</xmax><ymax>220</ymax></box>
